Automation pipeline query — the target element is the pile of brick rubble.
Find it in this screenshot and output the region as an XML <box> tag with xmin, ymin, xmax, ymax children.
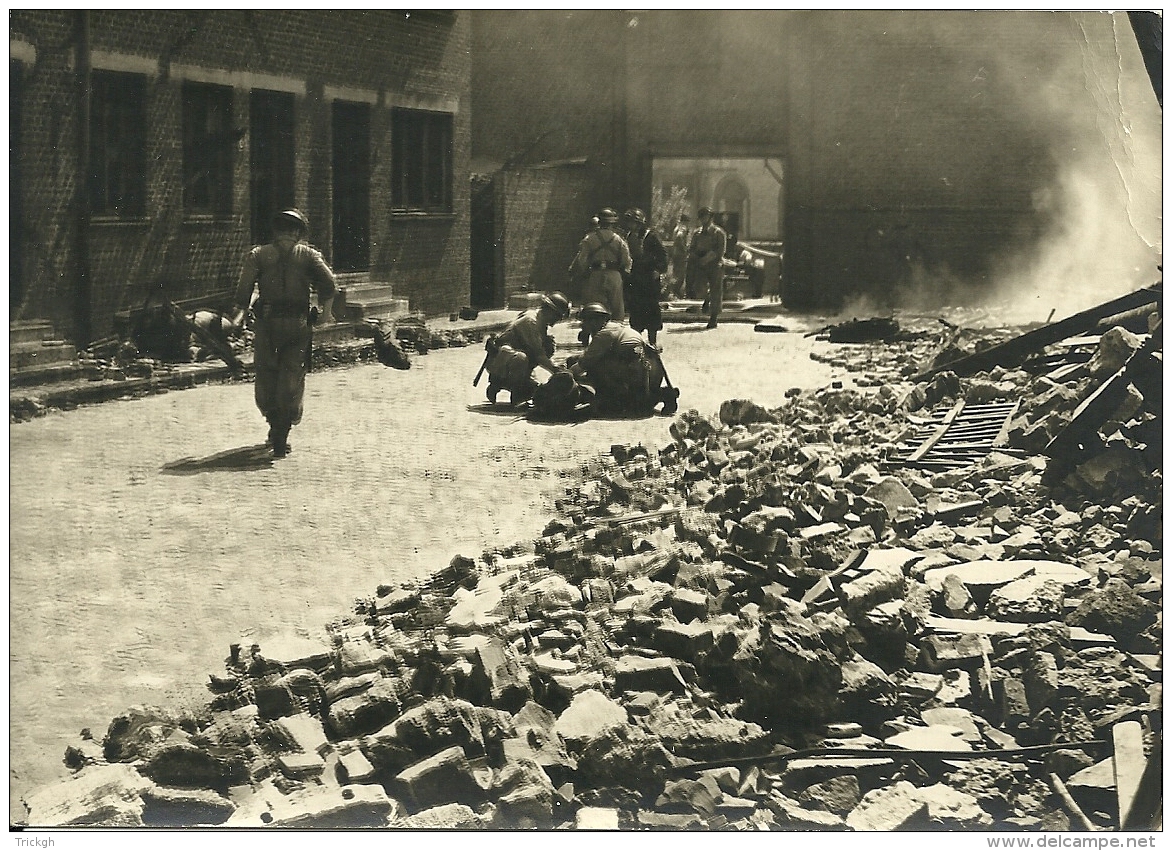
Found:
<box><xmin>21</xmin><ymin>313</ymin><xmax>1161</xmax><ymax>830</ymax></box>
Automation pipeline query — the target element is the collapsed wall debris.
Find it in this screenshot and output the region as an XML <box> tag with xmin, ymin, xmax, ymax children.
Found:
<box><xmin>22</xmin><ymin>292</ymin><xmax>1161</xmax><ymax>831</ymax></box>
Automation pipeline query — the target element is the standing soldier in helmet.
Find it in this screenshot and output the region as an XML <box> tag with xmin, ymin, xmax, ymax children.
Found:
<box><xmin>484</xmin><ymin>291</ymin><xmax>571</xmax><ymax>406</ymax></box>
<box><xmin>620</xmin><ymin>207</ymin><xmax>668</xmax><ymax>351</ymax></box>
<box><xmin>567</xmin><ymin>303</ymin><xmax>679</xmax><ymax>416</ymax></box>
<box><xmin>569</xmin><ymin>208</ymin><xmax>630</xmax><ymax>330</ymax></box>
<box><xmin>690</xmin><ymin>206</ymin><xmax>727</xmax><ymax>329</ymax></box>
<box><xmin>227</xmin><ymin>209</ymin><xmax>336</xmax><ymax>458</ymax></box>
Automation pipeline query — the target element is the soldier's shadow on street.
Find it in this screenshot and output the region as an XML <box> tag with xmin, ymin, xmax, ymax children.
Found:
<box><xmin>160</xmin><ymin>444</ymin><xmax>274</xmax><ymax>475</ymax></box>
<box><xmin>465</xmin><ymin>403</ymin><xmax>530</xmax><ymax>420</ymax></box>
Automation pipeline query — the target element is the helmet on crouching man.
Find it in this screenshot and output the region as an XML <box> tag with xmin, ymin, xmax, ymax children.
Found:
<box><xmin>540</xmin><ymin>291</ymin><xmax>571</xmax><ymax>320</ymax></box>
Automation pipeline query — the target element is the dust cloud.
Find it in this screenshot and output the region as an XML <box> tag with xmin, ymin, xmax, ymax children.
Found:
<box><xmin>983</xmin><ymin>13</ymin><xmax>1162</xmax><ymax>323</ymax></box>
<box><xmin>842</xmin><ymin>12</ymin><xmax>1161</xmax><ymax>324</ymax></box>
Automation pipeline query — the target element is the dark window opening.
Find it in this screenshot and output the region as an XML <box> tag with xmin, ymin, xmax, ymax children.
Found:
<box><xmin>182</xmin><ymin>81</ymin><xmax>234</xmax><ymax>215</ymax></box>
<box><xmin>89</xmin><ymin>70</ymin><xmax>147</xmax><ymax>218</ymax></box>
<box><xmin>250</xmin><ymin>89</ymin><xmax>296</xmax><ymax>244</ymax></box>
<box><xmin>391</xmin><ymin>108</ymin><xmax>453</xmax><ymax>214</ymax></box>
<box><xmin>332</xmin><ymin>100</ymin><xmax>371</xmax><ymax>272</ymax></box>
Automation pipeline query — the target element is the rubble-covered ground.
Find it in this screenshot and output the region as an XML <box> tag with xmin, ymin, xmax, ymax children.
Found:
<box><xmin>20</xmin><ymin>308</ymin><xmax>1161</xmax><ymax>830</ymax></box>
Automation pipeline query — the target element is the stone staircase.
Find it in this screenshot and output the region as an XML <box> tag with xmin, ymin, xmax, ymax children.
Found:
<box><xmin>316</xmin><ymin>273</ymin><xmax>411</xmax><ymax>344</ymax></box>
<box><xmin>335</xmin><ymin>273</ymin><xmax>410</xmax><ymax>322</ymax></box>
<box><xmin>10</xmin><ymin>320</ymin><xmax>79</xmax><ymax>383</ymax></box>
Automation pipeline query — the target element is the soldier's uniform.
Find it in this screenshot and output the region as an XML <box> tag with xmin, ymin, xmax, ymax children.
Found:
<box><xmin>622</xmin><ymin>208</ymin><xmax>668</xmax><ymax>346</ymax></box>
<box><xmin>233</xmin><ymin>210</ymin><xmax>336</xmax><ymax>456</ymax></box>
<box><xmin>483</xmin><ymin>292</ymin><xmax>570</xmax><ymax>405</ymax></box>
<box><xmin>689</xmin><ymin>207</ymin><xmax>727</xmax><ymax>328</ymax></box>
<box><xmin>570</xmin><ymin>210</ymin><xmax>631</xmax><ymax>322</ymax></box>
<box><xmin>487</xmin><ymin>309</ymin><xmax>555</xmax><ymax>403</ymax></box>
<box><xmin>574</xmin><ymin>318</ymin><xmax>666</xmax><ymax>415</ymax></box>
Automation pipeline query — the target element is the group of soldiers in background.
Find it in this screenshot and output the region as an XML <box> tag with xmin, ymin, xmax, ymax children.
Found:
<box><xmin>216</xmin><ymin>203</ymin><xmax>715</xmax><ymax>449</ymax></box>
<box><xmin>570</xmin><ymin>204</ymin><xmax>729</xmax><ymax>339</ymax></box>
<box><xmin>141</xmin><ymin>202</ymin><xmax>705</xmax><ymax>455</ymax></box>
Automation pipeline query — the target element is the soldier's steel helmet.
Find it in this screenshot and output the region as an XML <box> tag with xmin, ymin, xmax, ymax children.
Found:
<box><xmin>273</xmin><ymin>209</ymin><xmax>309</xmax><ymax>233</ymax></box>
<box><xmin>598</xmin><ymin>208</ymin><xmax>619</xmax><ymax>223</ymax></box>
<box><xmin>578</xmin><ymin>303</ymin><xmax>611</xmax><ymax>322</ymax></box>
<box><xmin>623</xmin><ymin>208</ymin><xmax>647</xmax><ymax>225</ymax></box>
<box><xmin>698</xmin><ymin>206</ymin><xmax>714</xmax><ymax>216</ymax></box>
<box><xmin>541</xmin><ymin>291</ymin><xmax>571</xmax><ymax>318</ymax></box>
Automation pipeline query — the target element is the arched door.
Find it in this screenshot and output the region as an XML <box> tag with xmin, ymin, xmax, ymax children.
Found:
<box><xmin>714</xmin><ymin>174</ymin><xmax>750</xmax><ymax>246</ymax></box>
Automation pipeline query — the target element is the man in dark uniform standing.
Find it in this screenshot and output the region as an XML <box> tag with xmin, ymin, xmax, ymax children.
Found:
<box><xmin>228</xmin><ymin>209</ymin><xmax>336</xmax><ymax>458</ymax></box>
<box><xmin>620</xmin><ymin>208</ymin><xmax>668</xmax><ymax>350</ymax></box>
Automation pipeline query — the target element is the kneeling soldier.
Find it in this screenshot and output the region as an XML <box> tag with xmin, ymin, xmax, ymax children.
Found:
<box><xmin>567</xmin><ymin>303</ymin><xmax>678</xmax><ymax>416</ymax></box>
<box><xmin>485</xmin><ymin>292</ymin><xmax>571</xmax><ymax>405</ymax></box>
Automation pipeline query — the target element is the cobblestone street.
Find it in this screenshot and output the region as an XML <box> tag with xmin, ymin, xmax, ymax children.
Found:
<box><xmin>10</xmin><ymin>320</ymin><xmax>843</xmax><ymax>817</ymax></box>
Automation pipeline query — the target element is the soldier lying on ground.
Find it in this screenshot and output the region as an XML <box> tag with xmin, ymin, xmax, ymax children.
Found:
<box><xmin>187</xmin><ymin>309</ymin><xmax>244</xmax><ymax>362</ymax></box>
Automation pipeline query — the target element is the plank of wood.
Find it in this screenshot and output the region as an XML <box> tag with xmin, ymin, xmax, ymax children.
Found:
<box><xmin>924</xmin><ymin>616</ymin><xmax>1114</xmax><ymax>644</ymax></box>
<box><xmin>992</xmin><ymin>400</ymin><xmax>1022</xmax><ymax>447</ymax></box>
<box><xmin>907</xmin><ymin>399</ymin><xmax>966</xmax><ymax>462</ymax></box>
<box><xmin>1112</xmin><ymin>720</ymin><xmax>1146</xmax><ymax>828</ymax></box>
<box><xmin>914</xmin><ymin>284</ymin><xmax>1162</xmax><ymax>380</ymax></box>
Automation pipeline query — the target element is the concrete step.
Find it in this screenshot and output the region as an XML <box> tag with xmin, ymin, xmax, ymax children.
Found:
<box><xmin>334</xmin><ymin>271</ymin><xmax>370</xmax><ymax>288</ymax></box>
<box><xmin>342</xmin><ymin>296</ymin><xmax>411</xmax><ymax>322</ymax></box>
<box><xmin>10</xmin><ymin>341</ymin><xmax>77</xmax><ymax>371</ymax></box>
<box><xmin>10</xmin><ymin>320</ymin><xmax>56</xmax><ymax>345</ymax></box>
<box><xmin>9</xmin><ymin>361</ymin><xmax>92</xmax><ymax>388</ymax></box>
<box><xmin>342</xmin><ymin>283</ymin><xmax>399</xmax><ymax>304</ymax></box>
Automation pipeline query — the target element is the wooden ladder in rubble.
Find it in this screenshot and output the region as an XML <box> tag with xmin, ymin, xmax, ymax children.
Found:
<box><xmin>891</xmin><ymin>399</ymin><xmax>1022</xmax><ymax>472</ymax></box>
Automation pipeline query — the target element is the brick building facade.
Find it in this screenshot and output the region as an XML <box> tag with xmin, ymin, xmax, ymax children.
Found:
<box><xmin>10</xmin><ymin>10</ymin><xmax>471</xmax><ymax>342</ymax></box>
<box><xmin>473</xmin><ymin>10</ymin><xmax>1160</xmax><ymax>311</ymax></box>
<box><xmin>471</xmin><ymin>162</ymin><xmax>598</xmax><ymax>307</ymax></box>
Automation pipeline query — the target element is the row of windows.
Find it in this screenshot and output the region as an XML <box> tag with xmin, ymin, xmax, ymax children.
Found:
<box><xmin>88</xmin><ymin>70</ymin><xmax>455</xmax><ymax>219</ymax></box>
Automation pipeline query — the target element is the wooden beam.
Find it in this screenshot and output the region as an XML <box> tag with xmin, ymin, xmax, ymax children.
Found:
<box><xmin>907</xmin><ymin>399</ymin><xmax>966</xmax><ymax>462</ymax></box>
<box><xmin>1045</xmin><ymin>323</ymin><xmax>1162</xmax><ymax>460</ymax></box>
<box><xmin>915</xmin><ymin>284</ymin><xmax>1162</xmax><ymax>380</ymax></box>
<box><xmin>1113</xmin><ymin>721</ymin><xmax>1146</xmax><ymax>829</ymax></box>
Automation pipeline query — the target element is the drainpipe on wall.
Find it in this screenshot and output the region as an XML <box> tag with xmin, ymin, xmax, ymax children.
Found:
<box><xmin>75</xmin><ymin>9</ymin><xmax>92</xmax><ymax>347</ymax></box>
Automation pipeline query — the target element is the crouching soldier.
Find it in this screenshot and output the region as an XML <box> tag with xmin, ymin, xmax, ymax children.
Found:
<box><xmin>567</xmin><ymin>303</ymin><xmax>679</xmax><ymax>416</ymax></box>
<box><xmin>485</xmin><ymin>291</ymin><xmax>571</xmax><ymax>405</ymax></box>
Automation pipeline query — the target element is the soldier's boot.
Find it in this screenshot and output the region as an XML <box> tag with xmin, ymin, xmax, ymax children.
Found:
<box><xmin>659</xmin><ymin>386</ymin><xmax>680</xmax><ymax>415</ymax></box>
<box><xmin>486</xmin><ymin>382</ymin><xmax>502</xmax><ymax>404</ymax></box>
<box><xmin>269</xmin><ymin>421</ymin><xmax>292</xmax><ymax>458</ymax></box>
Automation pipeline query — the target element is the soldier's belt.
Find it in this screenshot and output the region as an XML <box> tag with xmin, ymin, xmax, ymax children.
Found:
<box><xmin>256</xmin><ymin>301</ymin><xmax>308</xmax><ymax>319</ymax></box>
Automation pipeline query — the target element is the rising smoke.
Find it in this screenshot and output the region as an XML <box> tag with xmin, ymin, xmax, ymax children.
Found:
<box><xmin>818</xmin><ymin>11</ymin><xmax>1162</xmax><ymax>323</ymax></box>
<box><xmin>985</xmin><ymin>12</ymin><xmax>1162</xmax><ymax>323</ymax></box>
